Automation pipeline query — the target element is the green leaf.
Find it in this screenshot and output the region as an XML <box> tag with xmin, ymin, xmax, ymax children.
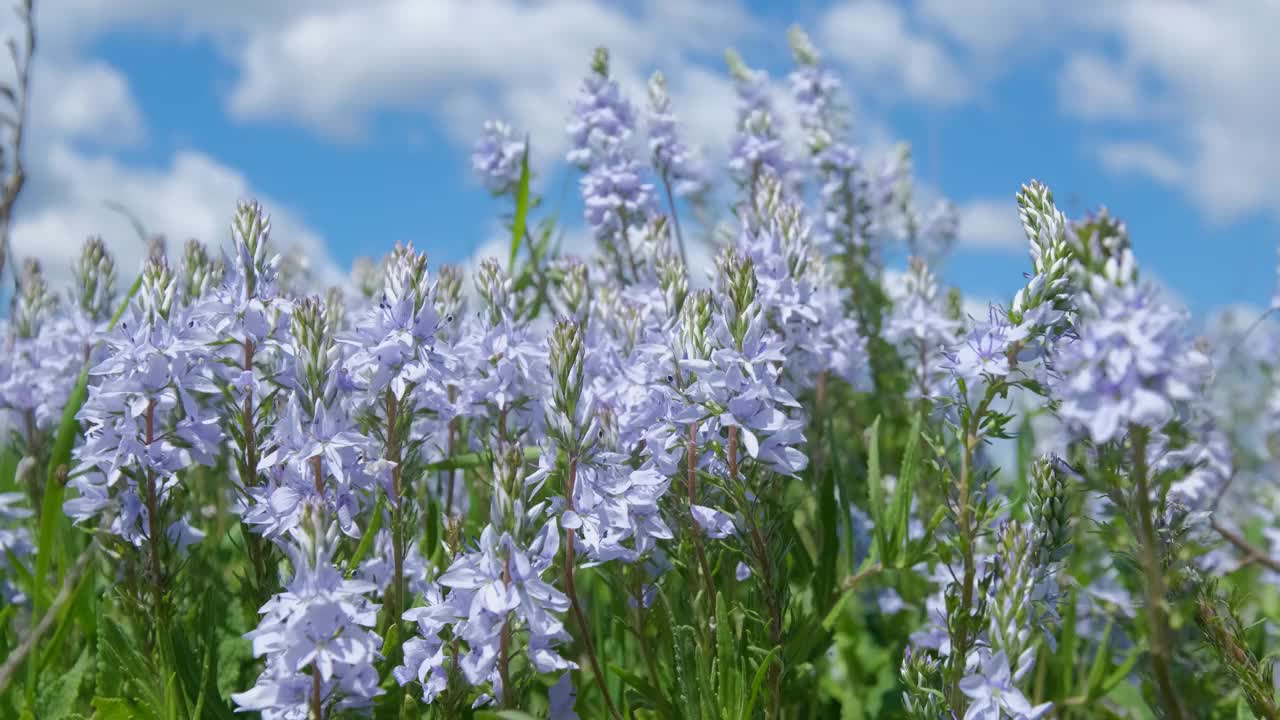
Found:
<box><xmin>349</xmin><ymin>492</ymin><xmax>386</xmax><ymax>568</ymax></box>
<box><xmin>509</xmin><ymin>142</ymin><xmax>531</xmax><ymax>269</ymax></box>
<box><xmin>863</xmin><ymin>417</ymin><xmax>889</xmax><ymax>564</ymax></box>
<box><xmin>35</xmin><ymin>647</ymin><xmax>91</xmax><ymax>719</ymax></box>
<box><xmin>611</xmin><ymin>664</ymin><xmax>676</xmax><ymax>718</ymax></box>
<box><xmin>715</xmin><ymin>593</ymin><xmax>735</xmax><ymax>709</ymax></box>
<box><xmin>493</xmin><ymin>712</ymin><xmax>539</xmax><ymax>720</ymax></box>
<box><xmin>37</xmin><ymin>556</ymin><xmax>96</xmax><ymax>672</ymax></box>
<box><xmin>1084</xmin><ymin>617</ymin><xmax>1114</xmax><ymax>698</ymax></box>
<box><xmin>91</xmin><ymin>697</ymin><xmax>142</xmax><ymax>720</ymax></box>
<box><xmin>741</xmin><ymin>647</ymin><xmax>781</xmax><ymax>720</ymax></box>
<box><xmin>814</xmin><ymin>416</ymin><xmax>839</xmax><ymax>604</ymax></box>
<box><xmin>888</xmin><ymin>413</ymin><xmax>922</xmax><ymax>567</ymax></box>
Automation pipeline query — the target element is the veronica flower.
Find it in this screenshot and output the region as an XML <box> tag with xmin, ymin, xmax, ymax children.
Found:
<box><xmin>69</xmin><ymin>257</ymin><xmax>221</xmax><ymax>548</ymax></box>
<box><xmin>958</xmin><ymin>650</ymin><xmax>1052</xmax><ymax>720</ymax></box>
<box><xmin>396</xmin><ymin>521</ymin><xmax>574</xmax><ymax>705</ymax></box>
<box><xmin>0</xmin><ymin>492</ymin><xmax>33</xmax><ymax>604</ymax></box>
<box><xmin>472</xmin><ymin>120</ymin><xmax>527</xmax><ymax>195</ymax></box>
<box><xmin>567</xmin><ymin>48</ymin><xmax>636</xmax><ymax>170</ymax></box>
<box><xmin>646</xmin><ymin>71</ymin><xmax>706</xmax><ymax>198</ymax></box>
<box><xmin>884</xmin><ymin>259</ymin><xmax>961</xmax><ymax>402</ymax></box>
<box><xmin>1052</xmin><ymin>279</ymin><xmax>1210</xmax><ymax>444</ymax></box>
<box><xmin>233</xmin><ymin>522</ymin><xmax>384</xmax><ymax>717</ymax></box>
<box><xmin>726</xmin><ymin>49</ymin><xmax>788</xmax><ymax>189</ymax></box>
<box><xmin>944</xmin><ymin>306</ymin><xmax>1030</xmax><ymax>403</ymax></box>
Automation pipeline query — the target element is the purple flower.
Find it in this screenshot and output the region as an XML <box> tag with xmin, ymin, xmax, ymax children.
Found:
<box><xmin>1053</xmin><ymin>281</ymin><xmax>1209</xmax><ymax>443</ymax></box>
<box><xmin>958</xmin><ymin>650</ymin><xmax>1052</xmax><ymax>720</ymax></box>
<box><xmin>473</xmin><ymin>120</ymin><xmax>527</xmax><ymax>194</ymax></box>
<box><xmin>566</xmin><ymin>48</ymin><xmax>636</xmax><ymax>170</ymax></box>
<box><xmin>647</xmin><ymin>72</ymin><xmax>706</xmax><ymax>198</ymax></box>
<box><xmin>233</xmin><ymin>523</ymin><xmax>384</xmax><ymax>716</ymax></box>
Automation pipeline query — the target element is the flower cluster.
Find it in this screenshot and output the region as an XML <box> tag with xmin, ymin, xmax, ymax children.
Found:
<box><xmin>0</xmin><ymin>26</ymin><xmax>1269</xmax><ymax>720</ymax></box>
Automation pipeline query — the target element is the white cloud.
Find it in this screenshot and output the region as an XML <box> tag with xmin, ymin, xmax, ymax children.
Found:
<box><xmin>222</xmin><ymin>0</ymin><xmax>756</xmax><ymax>164</ymax></box>
<box><xmin>1056</xmin><ymin>54</ymin><xmax>1143</xmax><ymax>121</ymax></box>
<box><xmin>1060</xmin><ymin>0</ymin><xmax>1280</xmax><ymax>222</ymax></box>
<box><xmin>819</xmin><ymin>1</ymin><xmax>967</xmax><ymax>106</ymax></box>
<box><xmin>12</xmin><ymin>143</ymin><xmax>341</xmax><ymax>289</ymax></box>
<box><xmin>956</xmin><ymin>199</ymin><xmax>1025</xmax><ymax>251</ymax></box>
<box><xmin>1097</xmin><ymin>141</ymin><xmax>1185</xmax><ymax>186</ymax></box>
<box><xmin>915</xmin><ymin>0</ymin><xmax>1059</xmax><ymax>58</ymax></box>
<box><xmin>31</xmin><ymin>61</ymin><xmax>145</xmax><ymax>147</ymax></box>
<box><xmin>5</xmin><ymin>0</ymin><xmax>342</xmax><ymax>293</ymax></box>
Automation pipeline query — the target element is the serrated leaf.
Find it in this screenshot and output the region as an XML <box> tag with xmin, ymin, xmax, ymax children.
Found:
<box><xmin>92</xmin><ymin>697</ymin><xmax>141</xmax><ymax>720</ymax></box>
<box><xmin>35</xmin><ymin>647</ymin><xmax>91</xmax><ymax>719</ymax></box>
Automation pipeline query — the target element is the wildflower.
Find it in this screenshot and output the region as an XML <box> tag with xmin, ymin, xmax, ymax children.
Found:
<box><xmin>473</xmin><ymin>120</ymin><xmax>527</xmax><ymax>195</ymax></box>
<box><xmin>233</xmin><ymin>523</ymin><xmax>384</xmax><ymax>717</ymax></box>
<box><xmin>958</xmin><ymin>650</ymin><xmax>1052</xmax><ymax>720</ymax></box>
<box><xmin>1053</xmin><ymin>281</ymin><xmax>1209</xmax><ymax>443</ymax></box>
<box><xmin>646</xmin><ymin>71</ymin><xmax>706</xmax><ymax>198</ymax></box>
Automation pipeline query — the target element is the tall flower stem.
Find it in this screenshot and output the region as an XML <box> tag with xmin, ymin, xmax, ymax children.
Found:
<box><xmin>141</xmin><ymin>398</ymin><xmax>167</xmax><ymax>648</ymax></box>
<box><xmin>731</xmin><ymin>425</ymin><xmax>784</xmax><ymax>718</ymax></box>
<box><xmin>564</xmin><ymin>457</ymin><xmax>623</xmax><ymax>720</ymax></box>
<box><xmin>947</xmin><ymin>386</ymin><xmax>998</xmax><ymax>712</ymax></box>
<box><xmin>661</xmin><ymin>172</ymin><xmax>689</xmax><ymax>266</ymax></box>
<box><xmin>239</xmin><ymin>337</ymin><xmax>274</xmax><ymax>606</ymax></box>
<box><xmin>385</xmin><ymin>389</ymin><xmax>406</xmax><ymax>620</ymax></box>
<box><xmin>1130</xmin><ymin>426</ymin><xmax>1186</xmax><ymax>720</ymax></box>
<box><xmin>499</xmin><ymin>551</ymin><xmax>513</xmax><ymax>707</ymax></box>
<box><xmin>310</xmin><ymin>664</ymin><xmax>324</xmax><ymax>720</ymax></box>
<box><xmin>687</xmin><ymin>422</ymin><xmax>716</xmax><ymax>604</ymax></box>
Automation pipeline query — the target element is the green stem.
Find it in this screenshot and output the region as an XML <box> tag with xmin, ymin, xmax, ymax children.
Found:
<box><xmin>1130</xmin><ymin>426</ymin><xmax>1185</xmax><ymax>720</ymax></box>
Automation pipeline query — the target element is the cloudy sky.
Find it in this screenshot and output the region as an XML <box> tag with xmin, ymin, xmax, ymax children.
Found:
<box><xmin>4</xmin><ymin>0</ymin><xmax>1277</xmax><ymax>314</ymax></box>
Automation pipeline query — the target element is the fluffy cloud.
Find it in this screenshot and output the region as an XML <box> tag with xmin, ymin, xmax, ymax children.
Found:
<box><xmin>1056</xmin><ymin>54</ymin><xmax>1144</xmax><ymax>121</ymax></box>
<box><xmin>6</xmin><ymin>0</ymin><xmax>342</xmax><ymax>292</ymax></box>
<box><xmin>1057</xmin><ymin>1</ymin><xmax>1280</xmax><ymax>222</ymax></box>
<box><xmin>956</xmin><ymin>199</ymin><xmax>1026</xmax><ymax>251</ymax></box>
<box><xmin>1097</xmin><ymin>141</ymin><xmax>1185</xmax><ymax>186</ymax></box>
<box><xmin>222</xmin><ymin>0</ymin><xmax>757</xmax><ymax>164</ymax></box>
<box><xmin>12</xmin><ymin>143</ymin><xmax>341</xmax><ymax>289</ymax></box>
<box><xmin>819</xmin><ymin>1</ymin><xmax>967</xmax><ymax>106</ymax></box>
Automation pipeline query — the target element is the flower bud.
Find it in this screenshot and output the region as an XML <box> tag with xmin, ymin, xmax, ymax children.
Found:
<box><xmin>232</xmin><ymin>200</ymin><xmax>275</xmax><ymax>299</ymax></box>
<box><xmin>11</xmin><ymin>258</ymin><xmax>56</xmax><ymax>338</ymax></box>
<box><xmin>476</xmin><ymin>257</ymin><xmax>512</xmax><ymax>326</ymax></box>
<box><xmin>74</xmin><ymin>236</ymin><xmax>117</xmax><ymax>321</ymax></box>
<box><xmin>180</xmin><ymin>238</ymin><xmax>222</xmax><ymax>306</ymax></box>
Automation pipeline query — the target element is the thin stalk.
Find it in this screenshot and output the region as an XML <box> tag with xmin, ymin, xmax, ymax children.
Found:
<box><xmin>386</xmin><ymin>389</ymin><xmax>406</xmax><ymax>619</ymax></box>
<box><xmin>311</xmin><ymin>664</ymin><xmax>324</xmax><ymax>720</ymax></box>
<box><xmin>661</xmin><ymin>171</ymin><xmax>689</xmax><ymax>266</ymax></box>
<box><xmin>947</xmin><ymin>386</ymin><xmax>998</xmax><ymax>711</ymax></box>
<box><xmin>1130</xmin><ymin>426</ymin><xmax>1186</xmax><ymax>720</ymax></box>
<box><xmin>499</xmin><ymin>551</ymin><xmax>513</xmax><ymax>707</ymax></box>
<box><xmin>445</xmin><ymin>387</ymin><xmax>459</xmax><ymax>518</ymax></box>
<box><xmin>564</xmin><ymin>457</ymin><xmax>623</xmax><ymax>720</ymax></box>
<box><xmin>239</xmin><ymin>337</ymin><xmax>274</xmax><ymax>606</ymax></box>
<box><xmin>687</xmin><ymin>422</ymin><xmax>716</xmax><ymax>604</ymax></box>
<box><xmin>142</xmin><ymin>399</ymin><xmax>166</xmax><ymax>642</ymax></box>
<box><xmin>731</xmin><ymin>425</ymin><xmax>784</xmax><ymax>718</ymax></box>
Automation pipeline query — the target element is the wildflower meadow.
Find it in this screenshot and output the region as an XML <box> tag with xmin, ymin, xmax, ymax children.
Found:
<box><xmin>2</xmin><ymin>4</ymin><xmax>1279</xmax><ymax>719</ymax></box>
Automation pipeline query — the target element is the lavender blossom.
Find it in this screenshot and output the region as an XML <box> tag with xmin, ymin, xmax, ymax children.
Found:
<box><xmin>473</xmin><ymin>120</ymin><xmax>527</xmax><ymax>195</ymax></box>
<box><xmin>959</xmin><ymin>650</ymin><xmax>1052</xmax><ymax>720</ymax></box>
<box><xmin>646</xmin><ymin>71</ymin><xmax>707</xmax><ymax>198</ymax></box>
<box><xmin>1053</xmin><ymin>280</ymin><xmax>1209</xmax><ymax>444</ymax></box>
<box><xmin>233</xmin><ymin>522</ymin><xmax>384</xmax><ymax>717</ymax></box>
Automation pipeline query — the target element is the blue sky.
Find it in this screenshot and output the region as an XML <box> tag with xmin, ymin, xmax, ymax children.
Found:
<box><xmin>8</xmin><ymin>0</ymin><xmax>1278</xmax><ymax>316</ymax></box>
